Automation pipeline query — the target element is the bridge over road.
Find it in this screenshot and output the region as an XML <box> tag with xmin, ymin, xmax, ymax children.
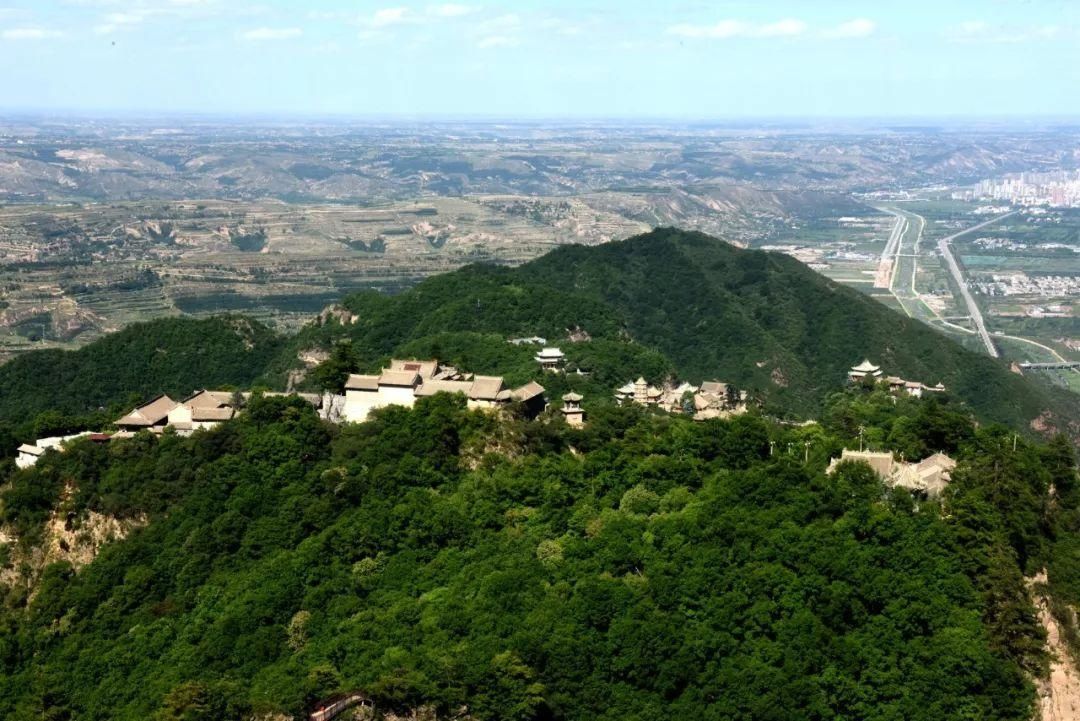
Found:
<box><xmin>1019</xmin><ymin>362</ymin><xmax>1080</xmax><ymax>371</ymax></box>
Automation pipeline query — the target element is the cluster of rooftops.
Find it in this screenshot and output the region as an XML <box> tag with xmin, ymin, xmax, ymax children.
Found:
<box><xmin>827</xmin><ymin>449</ymin><xmax>957</xmax><ymax>498</ymax></box>
<box><xmin>615</xmin><ymin>378</ymin><xmax>748</xmax><ymax>420</ymax></box>
<box><xmin>848</xmin><ymin>359</ymin><xmax>946</xmax><ymax>397</ymax></box>
<box><xmin>12</xmin><ymin>353</ymin><xmax>960</xmax><ymax>476</ymax></box>
<box><xmin>114</xmin><ymin>390</ymin><xmax>322</xmax><ymax>434</ymax></box>
<box><xmin>16</xmin><ymin>389</ymin><xmax>319</xmax><ymax>468</ymax></box>
<box><xmin>341</xmin><ymin>359</ymin><xmax>547</xmax><ymax>423</ymax></box>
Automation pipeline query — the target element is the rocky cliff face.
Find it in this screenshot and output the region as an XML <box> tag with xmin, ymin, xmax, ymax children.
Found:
<box><xmin>0</xmin><ymin>482</ymin><xmax>144</xmax><ymax>597</ymax></box>
<box><xmin>1031</xmin><ymin>573</ymin><xmax>1080</xmax><ymax>721</ymax></box>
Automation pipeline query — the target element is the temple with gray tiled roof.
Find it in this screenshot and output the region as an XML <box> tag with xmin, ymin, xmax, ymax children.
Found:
<box><xmin>827</xmin><ymin>448</ymin><xmax>957</xmax><ymax>498</ymax></box>
<box><xmin>615</xmin><ymin>376</ymin><xmax>747</xmax><ymax>420</ymax></box>
<box><xmin>851</xmin><ymin>359</ymin><xmax>946</xmax><ymax>397</ymax></box>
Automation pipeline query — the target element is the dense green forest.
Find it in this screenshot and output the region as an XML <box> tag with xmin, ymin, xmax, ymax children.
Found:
<box><xmin>0</xmin><ymin>386</ymin><xmax>1076</xmax><ymax>720</ymax></box>
<box><xmin>0</xmin><ymin>228</ymin><xmax>1078</xmax><ymax>719</ymax></box>
<box><xmin>0</xmin><ymin>316</ymin><xmax>284</xmax><ymax>444</ymax></box>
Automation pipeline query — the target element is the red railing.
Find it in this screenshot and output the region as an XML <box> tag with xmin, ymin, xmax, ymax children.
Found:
<box><xmin>310</xmin><ymin>693</ymin><xmax>372</xmax><ymax>721</ymax></box>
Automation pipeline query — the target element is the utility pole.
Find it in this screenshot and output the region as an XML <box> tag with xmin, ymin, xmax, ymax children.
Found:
<box><xmin>804</xmin><ymin>440</ymin><xmax>811</xmax><ymax>464</ymax></box>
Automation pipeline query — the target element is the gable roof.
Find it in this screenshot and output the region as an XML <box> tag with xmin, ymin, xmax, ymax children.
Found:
<box><xmin>192</xmin><ymin>407</ymin><xmax>236</xmax><ymax>422</ymax></box>
<box><xmin>345</xmin><ymin>374</ymin><xmax>380</xmax><ymax>391</ymax></box>
<box><xmin>917</xmin><ymin>452</ymin><xmax>957</xmax><ymax>474</ymax></box>
<box><xmin>379</xmin><ymin>370</ymin><xmax>421</xmax><ymax>387</ymax></box>
<box><xmin>699</xmin><ymin>381</ymin><xmax>728</xmax><ymax>394</ymax></box>
<box><xmin>834</xmin><ymin>449</ymin><xmax>895</xmax><ymax>479</ymax></box>
<box><xmin>414</xmin><ymin>380</ymin><xmax>474</xmax><ymax>397</ymax></box>
<box><xmin>470</xmin><ymin>375</ymin><xmax>506</xmax><ymax>401</ymax></box>
<box><xmin>17</xmin><ymin>444</ymin><xmax>44</xmax><ymax>456</ymax></box>
<box><xmin>182</xmin><ymin>389</ymin><xmax>234</xmax><ymax>409</ymax></box>
<box><xmin>389</xmin><ymin>359</ymin><xmax>439</xmax><ymax>378</ymax></box>
<box><xmin>512</xmin><ymin>381</ymin><xmax>546</xmax><ymax>402</ymax></box>
<box><xmin>116</xmin><ymin>394</ymin><xmax>178</xmax><ymax>427</ymax></box>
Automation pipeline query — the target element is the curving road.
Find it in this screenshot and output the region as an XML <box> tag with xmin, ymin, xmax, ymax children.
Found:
<box><xmin>935</xmin><ymin>211</ymin><xmax>1019</xmax><ymax>359</ymax></box>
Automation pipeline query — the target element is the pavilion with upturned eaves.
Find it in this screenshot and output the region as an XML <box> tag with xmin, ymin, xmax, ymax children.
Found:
<box><xmin>848</xmin><ymin>359</ymin><xmax>883</xmax><ymax>382</ymax></box>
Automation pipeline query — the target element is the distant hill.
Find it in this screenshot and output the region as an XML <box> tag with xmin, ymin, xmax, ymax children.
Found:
<box><xmin>0</xmin><ymin>316</ymin><xmax>283</xmax><ymax>427</ymax></box>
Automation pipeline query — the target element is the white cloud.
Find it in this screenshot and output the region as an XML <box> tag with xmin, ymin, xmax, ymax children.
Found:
<box><xmin>93</xmin><ymin>11</ymin><xmax>147</xmax><ymax>35</ymax></box>
<box><xmin>241</xmin><ymin>27</ymin><xmax>302</xmax><ymax>40</ymax></box>
<box><xmin>477</xmin><ymin>13</ymin><xmax>521</xmax><ymax>33</ymax></box>
<box><xmin>428</xmin><ymin>4</ymin><xmax>477</xmax><ymax>18</ymax></box>
<box><xmin>472</xmin><ymin>13</ymin><xmax>521</xmax><ymax>48</ymax></box>
<box><xmin>89</xmin><ymin>1</ymin><xmax>223</xmax><ymax>35</ymax></box>
<box><xmin>823</xmin><ymin>18</ymin><xmax>876</xmax><ymax>39</ymax></box>
<box><xmin>477</xmin><ymin>34</ymin><xmax>518</xmax><ymax>49</ymax></box>
<box><xmin>668</xmin><ymin>20</ymin><xmax>746</xmax><ymax>39</ymax></box>
<box><xmin>668</xmin><ymin>18</ymin><xmax>806</xmax><ymax>39</ymax></box>
<box><xmin>949</xmin><ymin>19</ymin><xmax>1064</xmax><ymax>44</ymax></box>
<box><xmin>369</xmin><ymin>7</ymin><xmax>411</xmax><ymax>28</ymax></box>
<box><xmin>756</xmin><ymin>19</ymin><xmax>806</xmax><ymax>37</ymax></box>
<box><xmin>539</xmin><ymin>16</ymin><xmax>584</xmax><ymax>37</ymax></box>
<box><xmin>354</xmin><ymin>4</ymin><xmax>488</xmax><ymax>43</ymax></box>
<box><xmin>2</xmin><ymin>27</ymin><xmax>63</xmax><ymax>40</ymax></box>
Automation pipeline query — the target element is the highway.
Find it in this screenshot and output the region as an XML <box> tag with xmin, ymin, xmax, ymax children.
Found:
<box><xmin>935</xmin><ymin>211</ymin><xmax>1019</xmax><ymax>359</ymax></box>
<box><xmin>874</xmin><ymin>209</ymin><xmax>906</xmax><ymax>289</ymax></box>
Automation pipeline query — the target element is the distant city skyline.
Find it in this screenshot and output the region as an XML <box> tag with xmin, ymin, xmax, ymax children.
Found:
<box><xmin>0</xmin><ymin>0</ymin><xmax>1078</xmax><ymax>118</ymax></box>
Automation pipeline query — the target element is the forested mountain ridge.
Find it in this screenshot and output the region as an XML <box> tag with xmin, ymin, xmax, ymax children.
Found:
<box><xmin>276</xmin><ymin>228</ymin><xmax>1079</xmax><ymax>437</ymax></box>
<box><xmin>0</xmin><ymin>316</ymin><xmax>283</xmax><ymax>429</ymax></box>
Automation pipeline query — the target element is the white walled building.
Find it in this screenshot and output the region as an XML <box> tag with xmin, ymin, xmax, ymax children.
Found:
<box><xmin>168</xmin><ymin>390</ymin><xmax>237</xmax><ymax>433</ymax></box>
<box><xmin>342</xmin><ymin>359</ymin><xmax>545</xmax><ymax>423</ymax></box>
<box><xmin>535</xmin><ymin>347</ymin><xmax>566</xmax><ymax>372</ymax></box>
<box><xmin>15</xmin><ymin>444</ymin><xmax>45</xmax><ymax>469</ymax></box>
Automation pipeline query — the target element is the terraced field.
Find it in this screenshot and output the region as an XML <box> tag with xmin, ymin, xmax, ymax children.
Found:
<box><xmin>0</xmin><ymin>196</ymin><xmax>653</xmax><ymax>361</ymax></box>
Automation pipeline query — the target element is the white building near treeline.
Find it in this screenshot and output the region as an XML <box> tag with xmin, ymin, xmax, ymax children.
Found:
<box><xmin>342</xmin><ymin>359</ymin><xmax>546</xmax><ymax>423</ymax></box>
<box><xmin>535</xmin><ymin>347</ymin><xmax>566</xmax><ymax>372</ymax></box>
<box><xmin>15</xmin><ymin>444</ymin><xmax>45</xmax><ymax>469</ymax></box>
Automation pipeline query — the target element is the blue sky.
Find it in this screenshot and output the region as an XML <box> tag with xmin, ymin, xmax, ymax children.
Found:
<box><xmin>0</xmin><ymin>0</ymin><xmax>1078</xmax><ymax>118</ymax></box>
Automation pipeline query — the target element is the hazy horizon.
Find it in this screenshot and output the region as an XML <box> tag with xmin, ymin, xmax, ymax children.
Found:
<box><xmin>1</xmin><ymin>0</ymin><xmax>1078</xmax><ymax>118</ymax></box>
